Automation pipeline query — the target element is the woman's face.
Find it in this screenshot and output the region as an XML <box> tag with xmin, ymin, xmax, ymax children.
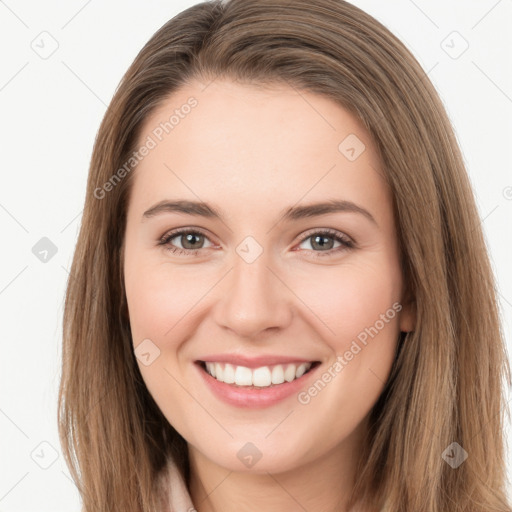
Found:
<box><xmin>123</xmin><ymin>78</ymin><xmax>414</xmax><ymax>474</ymax></box>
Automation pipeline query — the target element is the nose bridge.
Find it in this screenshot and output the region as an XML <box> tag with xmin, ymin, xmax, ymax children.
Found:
<box><xmin>214</xmin><ymin>244</ymin><xmax>292</xmax><ymax>338</ymax></box>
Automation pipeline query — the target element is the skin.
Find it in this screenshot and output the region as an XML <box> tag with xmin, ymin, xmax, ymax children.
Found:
<box><xmin>123</xmin><ymin>78</ymin><xmax>415</xmax><ymax>512</ymax></box>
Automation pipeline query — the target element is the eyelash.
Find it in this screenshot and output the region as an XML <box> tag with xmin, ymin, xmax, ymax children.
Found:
<box><xmin>158</xmin><ymin>227</ymin><xmax>355</xmax><ymax>258</ymax></box>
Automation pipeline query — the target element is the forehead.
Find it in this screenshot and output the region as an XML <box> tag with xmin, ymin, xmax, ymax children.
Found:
<box><xmin>129</xmin><ymin>78</ymin><xmax>391</xmax><ymax>224</ymax></box>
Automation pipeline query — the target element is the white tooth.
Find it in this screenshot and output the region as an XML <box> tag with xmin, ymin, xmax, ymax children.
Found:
<box><xmin>215</xmin><ymin>363</ymin><xmax>224</xmax><ymax>382</ymax></box>
<box><xmin>271</xmin><ymin>365</ymin><xmax>285</xmax><ymax>384</ymax></box>
<box><xmin>295</xmin><ymin>363</ymin><xmax>309</xmax><ymax>378</ymax></box>
<box><xmin>234</xmin><ymin>365</ymin><xmax>253</xmax><ymax>386</ymax></box>
<box><xmin>284</xmin><ymin>364</ymin><xmax>297</xmax><ymax>382</ymax></box>
<box><xmin>223</xmin><ymin>363</ymin><xmax>235</xmax><ymax>384</ymax></box>
<box><xmin>206</xmin><ymin>362</ymin><xmax>216</xmax><ymax>377</ymax></box>
<box><xmin>209</xmin><ymin>362</ymin><xmax>312</xmax><ymax>386</ymax></box>
<box><xmin>253</xmin><ymin>366</ymin><xmax>272</xmax><ymax>387</ymax></box>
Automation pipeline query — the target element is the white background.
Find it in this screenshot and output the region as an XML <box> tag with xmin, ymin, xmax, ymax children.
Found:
<box><xmin>0</xmin><ymin>0</ymin><xmax>511</xmax><ymax>510</ymax></box>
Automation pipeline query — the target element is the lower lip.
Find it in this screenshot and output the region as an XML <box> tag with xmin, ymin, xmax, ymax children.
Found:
<box><xmin>195</xmin><ymin>362</ymin><xmax>320</xmax><ymax>408</ymax></box>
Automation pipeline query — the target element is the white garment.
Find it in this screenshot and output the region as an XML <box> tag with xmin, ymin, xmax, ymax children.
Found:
<box><xmin>158</xmin><ymin>457</ymin><xmax>196</xmax><ymax>512</ymax></box>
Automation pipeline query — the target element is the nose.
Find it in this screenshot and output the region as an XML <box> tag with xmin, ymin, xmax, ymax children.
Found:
<box><xmin>212</xmin><ymin>249</ymin><xmax>293</xmax><ymax>339</ymax></box>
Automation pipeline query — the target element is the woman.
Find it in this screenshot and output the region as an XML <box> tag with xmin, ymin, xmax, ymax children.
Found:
<box><xmin>58</xmin><ymin>0</ymin><xmax>512</xmax><ymax>511</ymax></box>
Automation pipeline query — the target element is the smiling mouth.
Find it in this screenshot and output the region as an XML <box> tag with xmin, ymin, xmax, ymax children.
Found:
<box><xmin>197</xmin><ymin>360</ymin><xmax>321</xmax><ymax>388</ymax></box>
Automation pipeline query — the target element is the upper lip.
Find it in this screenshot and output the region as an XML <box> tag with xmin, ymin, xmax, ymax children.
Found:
<box><xmin>196</xmin><ymin>354</ymin><xmax>319</xmax><ymax>369</ymax></box>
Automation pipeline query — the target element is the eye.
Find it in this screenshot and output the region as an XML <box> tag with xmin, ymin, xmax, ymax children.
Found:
<box><xmin>296</xmin><ymin>228</ymin><xmax>354</xmax><ymax>258</ymax></box>
<box><xmin>158</xmin><ymin>227</ymin><xmax>355</xmax><ymax>258</ymax></box>
<box><xmin>158</xmin><ymin>228</ymin><xmax>214</xmax><ymax>256</ymax></box>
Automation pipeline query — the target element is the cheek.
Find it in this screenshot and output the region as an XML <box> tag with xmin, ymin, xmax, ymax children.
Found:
<box><xmin>124</xmin><ymin>263</ymin><xmax>208</xmax><ymax>435</ymax></box>
<box><xmin>124</xmin><ymin>261</ymin><xmax>205</xmax><ymax>344</ymax></box>
<box><xmin>292</xmin><ymin>259</ymin><xmax>402</xmax><ymax>350</ymax></box>
<box><xmin>283</xmin><ymin>267</ymin><xmax>401</xmax><ymax>444</ymax></box>
<box><xmin>293</xmin><ymin>260</ymin><xmax>402</xmax><ymax>416</ymax></box>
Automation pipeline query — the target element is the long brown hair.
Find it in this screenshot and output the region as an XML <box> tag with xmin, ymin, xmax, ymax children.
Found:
<box><xmin>58</xmin><ymin>1</ymin><xmax>512</xmax><ymax>510</ymax></box>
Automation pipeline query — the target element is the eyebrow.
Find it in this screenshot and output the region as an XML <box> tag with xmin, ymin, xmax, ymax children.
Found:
<box><xmin>142</xmin><ymin>199</ymin><xmax>378</xmax><ymax>226</ymax></box>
